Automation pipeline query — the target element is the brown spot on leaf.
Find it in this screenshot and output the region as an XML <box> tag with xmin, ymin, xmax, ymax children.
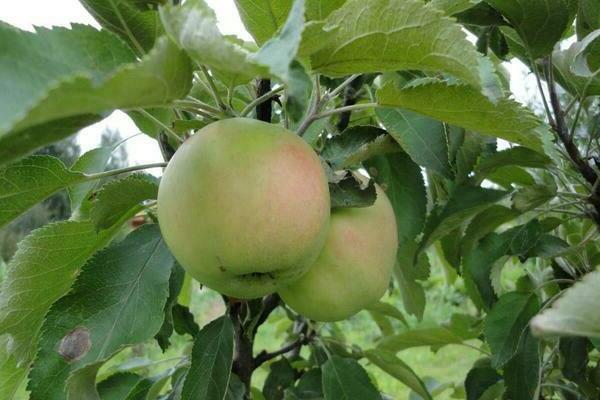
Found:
<box><xmin>58</xmin><ymin>327</ymin><xmax>91</xmax><ymax>363</ymax></box>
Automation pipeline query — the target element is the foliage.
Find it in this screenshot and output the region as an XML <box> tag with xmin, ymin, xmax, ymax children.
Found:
<box><xmin>1</xmin><ymin>0</ymin><xmax>600</xmax><ymax>399</ymax></box>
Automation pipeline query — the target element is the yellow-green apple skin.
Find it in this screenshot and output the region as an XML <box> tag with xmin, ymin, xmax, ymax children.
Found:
<box><xmin>279</xmin><ymin>185</ymin><xmax>398</xmax><ymax>321</ymax></box>
<box><xmin>157</xmin><ymin>118</ymin><xmax>330</xmax><ymax>299</ymax></box>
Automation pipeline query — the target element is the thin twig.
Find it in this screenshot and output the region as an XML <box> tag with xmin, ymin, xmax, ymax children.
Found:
<box><xmin>200</xmin><ymin>65</ymin><xmax>227</xmax><ymax>111</ymax></box>
<box><xmin>253</xmin><ymin>332</ymin><xmax>314</xmax><ymax>368</ymax></box>
<box><xmin>544</xmin><ymin>57</ymin><xmax>600</xmax><ymax>226</ymax></box>
<box><xmin>313</xmin><ymin>103</ymin><xmax>378</xmax><ymax>120</ymax></box>
<box><xmin>180</xmin><ymin>98</ymin><xmax>224</xmax><ymax>115</ymax></box>
<box><xmin>252</xmin><ymin>294</ymin><xmax>281</xmax><ymax>336</ymax></box>
<box><xmin>135</xmin><ymin>109</ymin><xmax>183</xmax><ymax>144</ymax></box>
<box><xmin>296</xmin><ymin>76</ymin><xmax>323</xmax><ymax>136</ymax></box>
<box><xmin>84</xmin><ymin>162</ymin><xmax>168</xmax><ymax>181</ymax></box>
<box><xmin>531</xmin><ymin>56</ymin><xmax>555</xmax><ymax>126</ymax></box>
<box><xmin>326</xmin><ymin>74</ymin><xmax>361</xmax><ymax>100</ymax></box>
<box><xmin>241</xmin><ymin>85</ymin><xmax>285</xmax><ymax>117</ymax></box>
<box><xmin>297</xmin><ymin>103</ymin><xmax>378</xmax><ymax>136</ymax></box>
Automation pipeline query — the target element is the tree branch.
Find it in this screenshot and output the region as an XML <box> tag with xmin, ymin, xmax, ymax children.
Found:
<box><xmin>255</xmin><ymin>79</ymin><xmax>273</xmax><ymax>122</ymax></box>
<box><xmin>252</xmin><ymin>294</ymin><xmax>280</xmax><ymax>336</ymax></box>
<box><xmin>253</xmin><ymin>331</ymin><xmax>314</xmax><ymax>369</ymax></box>
<box><xmin>336</xmin><ymin>75</ymin><xmax>364</xmax><ymax>131</ymax></box>
<box><xmin>158</xmin><ymin>132</ymin><xmax>176</xmax><ymax>162</ymax></box>
<box><xmin>228</xmin><ymin>300</ymin><xmax>255</xmax><ymax>397</ymax></box>
<box><xmin>544</xmin><ymin>57</ymin><xmax>600</xmax><ymax>225</ymax></box>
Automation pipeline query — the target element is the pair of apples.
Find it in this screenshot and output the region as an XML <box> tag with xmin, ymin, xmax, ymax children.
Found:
<box><xmin>158</xmin><ymin>118</ymin><xmax>398</xmax><ymax>322</ymax></box>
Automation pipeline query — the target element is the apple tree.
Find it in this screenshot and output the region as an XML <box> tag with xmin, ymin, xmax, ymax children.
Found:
<box><xmin>1</xmin><ymin>0</ymin><xmax>600</xmax><ymax>399</ymax></box>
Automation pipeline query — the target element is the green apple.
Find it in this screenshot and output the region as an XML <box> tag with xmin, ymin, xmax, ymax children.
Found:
<box><xmin>158</xmin><ymin>118</ymin><xmax>330</xmax><ymax>299</ymax></box>
<box><xmin>279</xmin><ymin>185</ymin><xmax>398</xmax><ymax>321</ymax></box>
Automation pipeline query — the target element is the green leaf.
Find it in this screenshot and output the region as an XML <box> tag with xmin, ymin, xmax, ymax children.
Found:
<box><xmin>155</xmin><ymin>264</ymin><xmax>185</xmax><ymax>351</ymax></box>
<box><xmin>321</xmin><ymin>126</ymin><xmax>394</xmax><ymax>169</ymax></box>
<box><xmin>181</xmin><ymin>316</ymin><xmax>234</xmax><ymax>400</ymax></box>
<box><xmin>365</xmin><ymin>153</ymin><xmax>427</xmax><ymax>243</ymax></box>
<box><xmin>226</xmin><ymin>374</ymin><xmax>246</xmax><ymax>400</ymax></box>
<box><xmin>160</xmin><ymin>0</ymin><xmax>267</xmax><ymax>87</ymax></box>
<box><xmin>484</xmin><ymin>292</ymin><xmax>540</xmax><ymax>368</ymax></box>
<box><xmin>476</xmin><ymin>381</ymin><xmax>504</xmax><ymax>400</ymax></box>
<box><xmin>376</xmin><ymin>80</ymin><xmax>550</xmax><ymax>152</ymax></box>
<box><xmin>488</xmin><ymin>166</ymin><xmax>535</xmax><ymax>188</ymax></box>
<box><xmin>365</xmin><ymin>301</ymin><xmax>409</xmax><ymax>328</ymax></box>
<box><xmin>321</xmin><ymin>356</ymin><xmax>380</xmax><ymax>400</ymax></box>
<box><xmin>263</xmin><ymin>357</ymin><xmax>296</xmax><ymax>400</ymax></box>
<box><xmin>377</xmin><ymin>315</ymin><xmax>481</xmax><ymax>353</ymax></box>
<box><xmin>526</xmin><ymin>234</ymin><xmax>570</xmax><ymax>258</ymax></box>
<box><xmin>531</xmin><ymin>269</ymin><xmax>600</xmax><ymax>338</ymax></box>
<box><xmin>0</xmin><ymin>219</ymin><xmax>128</xmax><ymax>364</ymax></box>
<box><xmin>97</xmin><ymin>372</ymin><xmax>143</xmax><ymax>400</ymax></box>
<box><xmin>365</xmin><ymin>349</ymin><xmax>432</xmax><ymax>400</ymax></box>
<box><xmin>376</xmin><ymin>108</ymin><xmax>451</xmax><ymax>178</ymax></box>
<box><xmin>284</xmin><ymin>369</ymin><xmax>323</xmax><ymax>400</ymax></box>
<box><xmin>475</xmin><ymin>146</ymin><xmax>551</xmax><ymax>177</ymax></box>
<box><xmin>172</xmin><ymin>304</ymin><xmax>200</xmax><ymax>338</ymax></box>
<box><xmin>553</xmin><ymin>40</ymin><xmax>600</xmax><ymax>98</ymax></box>
<box><xmin>91</xmin><ymin>173</ymin><xmax>159</xmax><ymax>230</ymax></box>
<box><xmin>509</xmin><ymin>219</ymin><xmax>543</xmax><ymax>258</ymax></box>
<box><xmin>0</xmin><ymin>23</ymin><xmax>192</xmax><ymax>165</ymax></box>
<box><xmin>503</xmin><ymin>330</ymin><xmax>540</xmax><ymax>400</ymax></box>
<box><xmin>578</xmin><ymin>0</ymin><xmax>600</xmax><ymax>38</ymax></box>
<box><xmin>285</xmin><ymin>61</ymin><xmax>313</xmax><ymax>123</ymax></box>
<box><xmin>163</xmin><ymin>366</ymin><xmax>187</xmax><ymax>400</ymax></box>
<box><xmin>463</xmin><ymin>232</ymin><xmax>512</xmax><ymax>309</ymax></box>
<box><xmin>28</xmin><ymin>225</ymin><xmax>175</xmax><ymax>399</ymax></box>
<box><xmin>79</xmin><ymin>0</ymin><xmax>163</xmax><ymax>54</ymax></box>
<box><xmin>234</xmin><ymin>0</ymin><xmax>346</xmax><ymax>46</ymax></box>
<box><xmin>394</xmin><ymin>242</ymin><xmax>430</xmax><ymax>320</ymax></box>
<box><xmin>365</xmin><ymin>152</ymin><xmax>427</xmax><ymax>318</ymax></box>
<box><xmin>559</xmin><ymin>337</ymin><xmax>590</xmax><ymax>380</ymax></box>
<box><xmin>125</xmin><ymin>377</ymin><xmax>158</xmax><ymax>400</ymax></box>
<box><xmin>369</xmin><ymin>311</ymin><xmax>395</xmax><ymax>336</ymax></box>
<box><xmin>329</xmin><ymin>175</ymin><xmax>377</xmax><ymax>209</ymax></box>
<box><xmin>464</xmin><ymin>359</ymin><xmax>502</xmax><ymax>400</ymax></box>
<box><xmin>571</xmin><ymin>29</ymin><xmax>600</xmax><ymax>83</ymax></box>
<box><xmin>163</xmin><ymin>0</ymin><xmax>310</xmax><ymax>95</ymax></box>
<box><xmin>439</xmin><ymin>228</ymin><xmax>462</xmax><ymax>271</ymax></box>
<box><xmin>0</xmin><ymin>155</ymin><xmax>85</xmax><ymax>228</ymax></box>
<box><xmin>512</xmin><ymin>184</ymin><xmax>556</xmax><ymax>212</ymax></box>
<box><xmin>484</xmin><ymin>0</ymin><xmax>576</xmax><ymax>58</ymax></box>
<box><xmin>429</xmin><ymin>0</ymin><xmax>477</xmax><ymax>15</ymax></box>
<box><xmin>453</xmin><ymin>131</ymin><xmax>486</xmax><ymax>183</ymax></box>
<box><xmin>68</xmin><ymin>148</ymin><xmax>113</xmax><ymax>212</ymax></box>
<box><xmin>460</xmin><ymin>205</ymin><xmax>520</xmax><ymax>257</ymax></box>
<box><xmin>0</xmin><ymin>335</ymin><xmax>28</xmax><ymax>400</ymax></box>
<box><xmin>128</xmin><ymin>108</ymin><xmax>177</xmax><ymax>138</ymax></box>
<box><xmin>419</xmin><ymin>185</ymin><xmax>508</xmax><ymax>252</ymax></box>
<box><xmin>233</xmin><ymin>0</ymin><xmax>293</xmax><ymax>46</ymax></box>
<box><xmin>252</xmin><ymin>0</ymin><xmax>305</xmax><ymax>83</ymax></box>
<box><xmin>462</xmin><ymin>4</ymin><xmax>508</xmax><ymax>26</ymax></box>
<box><xmin>311</xmin><ymin>0</ymin><xmax>499</xmax><ymax>97</ymax></box>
